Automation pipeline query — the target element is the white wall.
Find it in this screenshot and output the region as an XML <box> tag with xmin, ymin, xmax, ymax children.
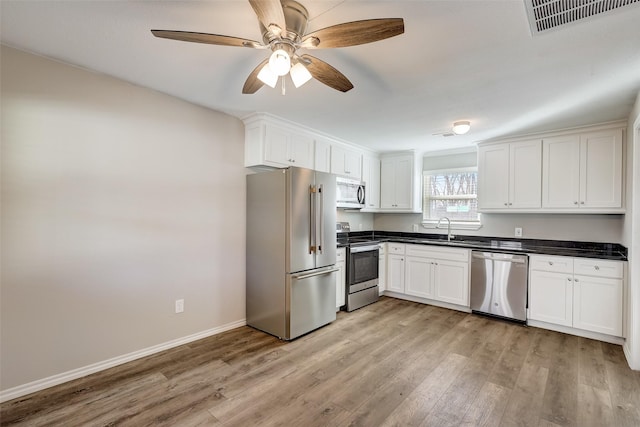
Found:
<box><xmin>623</xmin><ymin>91</ymin><xmax>640</xmax><ymax>369</ymax></box>
<box><xmin>374</xmin><ymin>212</ymin><xmax>624</xmax><ymax>243</ymax></box>
<box><xmin>0</xmin><ymin>46</ymin><xmax>247</xmax><ymax>393</ymax></box>
<box><xmin>336</xmin><ymin>210</ymin><xmax>374</xmax><ymax>231</ymax></box>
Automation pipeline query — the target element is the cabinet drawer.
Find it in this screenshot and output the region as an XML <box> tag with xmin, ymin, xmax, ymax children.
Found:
<box><xmin>378</xmin><ymin>243</ymin><xmax>386</xmax><ymax>255</ymax></box>
<box><xmin>406</xmin><ymin>244</ymin><xmax>469</xmax><ymax>262</ymax></box>
<box><xmin>336</xmin><ymin>247</ymin><xmax>346</xmax><ymax>261</ymax></box>
<box><xmin>530</xmin><ymin>255</ymin><xmax>573</xmax><ymax>273</ymax></box>
<box><xmin>388</xmin><ymin>243</ymin><xmax>405</xmax><ymax>254</ymax></box>
<box><xmin>574</xmin><ymin>258</ymin><xmax>623</xmax><ymax>279</ymax></box>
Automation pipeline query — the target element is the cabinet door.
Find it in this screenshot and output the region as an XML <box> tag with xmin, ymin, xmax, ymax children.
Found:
<box><xmin>529</xmin><ymin>270</ymin><xmax>573</xmax><ymax>326</ymax></box>
<box><xmin>573</xmin><ymin>275</ymin><xmax>622</xmax><ymax>336</ymax></box>
<box><xmin>362</xmin><ymin>155</ymin><xmax>380</xmax><ymax>209</ymax></box>
<box><xmin>433</xmin><ymin>260</ymin><xmax>469</xmax><ymax>306</ymax></box>
<box><xmin>542</xmin><ymin>135</ymin><xmax>580</xmax><ymax>208</ymax></box>
<box><xmin>331</xmin><ymin>145</ymin><xmax>362</xmax><ymax>179</ymax></box>
<box><xmin>264</xmin><ymin>125</ymin><xmax>291</xmax><ymax>165</ymax></box>
<box><xmin>314</xmin><ymin>138</ymin><xmax>331</xmax><ymax>173</ymax></box>
<box><xmin>344</xmin><ymin>149</ymin><xmax>362</xmax><ymax>180</ymax></box>
<box><xmin>405</xmin><ymin>256</ymin><xmax>433</xmax><ymax>299</ymax></box>
<box><xmin>380</xmin><ymin>158</ymin><xmax>397</xmax><ymax>209</ymax></box>
<box><xmin>580</xmin><ymin>129</ymin><xmax>623</xmax><ymax>209</ymax></box>
<box><xmin>393</xmin><ymin>156</ymin><xmax>413</xmax><ymax>209</ymax></box>
<box><xmin>289</xmin><ymin>132</ymin><xmax>314</xmax><ymax>170</ymax></box>
<box><xmin>387</xmin><ymin>254</ymin><xmax>405</xmax><ymax>293</ymax></box>
<box><xmin>510</xmin><ymin>140</ymin><xmax>542</xmax><ymax>209</ymax></box>
<box><xmin>478</xmin><ymin>144</ymin><xmax>509</xmax><ymax>209</ymax></box>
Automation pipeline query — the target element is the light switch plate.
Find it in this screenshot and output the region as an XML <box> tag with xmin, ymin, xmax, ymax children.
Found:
<box><xmin>515</xmin><ymin>227</ymin><xmax>523</xmax><ymax>237</ymax></box>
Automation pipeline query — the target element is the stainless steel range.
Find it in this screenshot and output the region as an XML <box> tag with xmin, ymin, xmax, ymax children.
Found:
<box><xmin>346</xmin><ymin>237</ymin><xmax>380</xmax><ymax>312</ymax></box>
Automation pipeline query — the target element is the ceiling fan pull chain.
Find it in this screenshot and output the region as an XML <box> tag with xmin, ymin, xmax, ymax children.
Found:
<box><xmin>281</xmin><ymin>76</ymin><xmax>286</xmax><ymax>96</ymax></box>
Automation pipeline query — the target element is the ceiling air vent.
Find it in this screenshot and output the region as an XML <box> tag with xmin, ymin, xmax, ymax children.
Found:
<box><xmin>524</xmin><ymin>0</ymin><xmax>640</xmax><ymax>35</ymax></box>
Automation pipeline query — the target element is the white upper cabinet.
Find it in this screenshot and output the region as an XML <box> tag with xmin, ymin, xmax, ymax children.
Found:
<box><xmin>331</xmin><ymin>144</ymin><xmax>362</xmax><ymax>179</ymax></box>
<box><xmin>478</xmin><ymin>122</ymin><xmax>624</xmax><ymax>214</ymax></box>
<box><xmin>542</xmin><ymin>128</ymin><xmax>623</xmax><ymax>211</ymax></box>
<box><xmin>477</xmin><ymin>144</ymin><xmax>509</xmax><ymax>209</ymax></box>
<box><xmin>361</xmin><ymin>154</ymin><xmax>381</xmax><ymax>210</ymax></box>
<box><xmin>379</xmin><ymin>152</ymin><xmax>422</xmax><ymax>212</ymax></box>
<box><xmin>244</xmin><ymin>118</ymin><xmax>314</xmax><ymax>170</ymax></box>
<box><xmin>314</xmin><ymin>137</ymin><xmax>331</xmax><ymax>173</ymax></box>
<box><xmin>264</xmin><ymin>124</ymin><xmax>314</xmax><ymax>169</ymax></box>
<box><xmin>478</xmin><ymin>139</ymin><xmax>541</xmax><ymax>211</ymax></box>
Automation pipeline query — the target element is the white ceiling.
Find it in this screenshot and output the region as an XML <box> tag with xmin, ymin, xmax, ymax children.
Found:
<box><xmin>2</xmin><ymin>1</ymin><xmax>640</xmax><ymax>153</ymax></box>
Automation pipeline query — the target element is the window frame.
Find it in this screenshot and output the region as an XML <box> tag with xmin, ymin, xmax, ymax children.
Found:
<box><xmin>421</xmin><ymin>167</ymin><xmax>483</xmax><ymax>231</ymax></box>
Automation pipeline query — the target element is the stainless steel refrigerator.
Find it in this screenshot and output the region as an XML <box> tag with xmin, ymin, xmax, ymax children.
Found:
<box><xmin>246</xmin><ymin>167</ymin><xmax>338</xmax><ymax>340</ymax></box>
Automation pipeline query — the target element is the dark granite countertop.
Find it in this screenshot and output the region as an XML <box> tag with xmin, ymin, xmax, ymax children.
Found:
<box><xmin>337</xmin><ymin>231</ymin><xmax>627</xmax><ymax>261</ymax></box>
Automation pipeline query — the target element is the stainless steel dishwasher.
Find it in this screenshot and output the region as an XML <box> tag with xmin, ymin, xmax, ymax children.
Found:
<box><xmin>470</xmin><ymin>251</ymin><xmax>529</xmax><ymax>322</ymax></box>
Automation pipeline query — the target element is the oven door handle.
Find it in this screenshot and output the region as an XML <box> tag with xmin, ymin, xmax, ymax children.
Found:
<box><xmin>350</xmin><ymin>245</ymin><xmax>380</xmax><ymax>253</ymax></box>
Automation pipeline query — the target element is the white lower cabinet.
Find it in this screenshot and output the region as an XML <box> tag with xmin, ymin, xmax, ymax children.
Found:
<box><xmin>572</xmin><ymin>275</ymin><xmax>623</xmax><ymax>336</ymax></box>
<box><xmin>528</xmin><ymin>255</ymin><xmax>624</xmax><ymax>337</ymax></box>
<box><xmin>336</xmin><ymin>248</ymin><xmax>346</xmax><ymax>310</ymax></box>
<box><xmin>387</xmin><ymin>253</ymin><xmax>406</xmax><ymax>293</ymax></box>
<box><xmin>405</xmin><ymin>256</ymin><xmax>433</xmax><ymax>299</ymax></box>
<box><xmin>529</xmin><ymin>270</ymin><xmax>573</xmax><ymax>327</ymax></box>
<box><xmin>384</xmin><ymin>243</ymin><xmax>470</xmax><ymax>310</ymax></box>
<box><xmin>433</xmin><ymin>259</ymin><xmax>470</xmax><ymax>306</ymax></box>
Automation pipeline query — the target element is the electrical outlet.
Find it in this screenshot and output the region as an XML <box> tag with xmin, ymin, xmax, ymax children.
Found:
<box><xmin>175</xmin><ymin>299</ymin><xmax>184</xmax><ymax>314</ymax></box>
<box><xmin>358</xmin><ymin>223</ymin><xmax>363</xmax><ymax>230</ymax></box>
<box><xmin>515</xmin><ymin>227</ymin><xmax>523</xmax><ymax>238</ymax></box>
<box><xmin>412</xmin><ymin>224</ymin><xmax>419</xmax><ymax>232</ymax></box>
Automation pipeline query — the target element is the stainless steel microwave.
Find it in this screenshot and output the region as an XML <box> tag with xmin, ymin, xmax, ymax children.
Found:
<box><xmin>336</xmin><ymin>176</ymin><xmax>366</xmax><ymax>209</ymax></box>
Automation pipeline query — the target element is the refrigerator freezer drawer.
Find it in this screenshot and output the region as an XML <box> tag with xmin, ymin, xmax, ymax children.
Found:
<box><xmin>288</xmin><ymin>267</ymin><xmax>338</xmax><ymax>340</ymax></box>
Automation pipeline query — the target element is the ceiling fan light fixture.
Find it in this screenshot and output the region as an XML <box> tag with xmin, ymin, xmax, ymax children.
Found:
<box><xmin>269</xmin><ymin>49</ymin><xmax>291</xmax><ymax>76</ymax></box>
<box><xmin>290</xmin><ymin>62</ymin><xmax>312</xmax><ymax>88</ymax></box>
<box><xmin>452</xmin><ymin>121</ymin><xmax>471</xmax><ymax>135</ymax></box>
<box><xmin>257</xmin><ymin>63</ymin><xmax>278</xmax><ymax>88</ymax></box>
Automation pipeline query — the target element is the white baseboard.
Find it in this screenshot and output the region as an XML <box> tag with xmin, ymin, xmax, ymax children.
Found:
<box><xmin>0</xmin><ymin>318</ymin><xmax>246</xmax><ymax>403</ymax></box>
<box><xmin>623</xmin><ymin>340</ymin><xmax>640</xmax><ymax>371</ymax></box>
<box><xmin>526</xmin><ymin>319</ymin><xmax>625</xmax><ymax>346</ymax></box>
<box><xmin>383</xmin><ymin>291</ymin><xmax>472</xmax><ymax>313</ymax></box>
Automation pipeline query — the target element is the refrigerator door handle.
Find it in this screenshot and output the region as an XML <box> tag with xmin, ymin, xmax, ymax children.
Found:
<box><xmin>309</xmin><ymin>185</ymin><xmax>316</xmax><ymax>254</ymax></box>
<box><xmin>317</xmin><ymin>184</ymin><xmax>324</xmax><ymax>253</ymax></box>
<box><xmin>293</xmin><ymin>267</ymin><xmax>340</xmax><ymax>280</ymax></box>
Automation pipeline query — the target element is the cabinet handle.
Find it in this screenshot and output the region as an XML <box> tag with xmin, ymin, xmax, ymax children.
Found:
<box><xmin>574</xmin><ymin>201</ymin><xmax>579</xmax><ymax>205</ymax></box>
<box><xmin>504</xmin><ymin>203</ymin><xmax>508</xmax><ymax>206</ymax></box>
<box><xmin>574</xmin><ymin>278</ymin><xmax>579</xmax><ymax>282</ymax></box>
<box><xmin>580</xmin><ymin>201</ymin><xmax>585</xmax><ymax>205</ymax></box>
<box><xmin>548</xmin><ymin>261</ymin><xmax>554</xmax><ymax>266</ymax></box>
<box><xmin>594</xmin><ymin>265</ymin><xmax>600</xmax><ymax>270</ymax></box>
<box><xmin>567</xmin><ymin>278</ymin><xmax>572</xmax><ymax>281</ymax></box>
<box><xmin>508</xmin><ymin>203</ymin><xmax>513</xmax><ymax>206</ymax></box>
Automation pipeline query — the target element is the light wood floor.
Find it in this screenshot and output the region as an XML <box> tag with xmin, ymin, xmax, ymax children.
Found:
<box><xmin>2</xmin><ymin>297</ymin><xmax>640</xmax><ymax>427</ymax></box>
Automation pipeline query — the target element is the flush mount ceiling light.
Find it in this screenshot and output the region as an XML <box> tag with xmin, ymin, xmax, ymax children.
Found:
<box><xmin>452</xmin><ymin>121</ymin><xmax>471</xmax><ymax>135</ymax></box>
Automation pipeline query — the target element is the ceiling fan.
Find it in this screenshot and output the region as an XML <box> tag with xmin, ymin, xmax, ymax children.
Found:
<box><xmin>151</xmin><ymin>0</ymin><xmax>404</xmax><ymax>94</ymax></box>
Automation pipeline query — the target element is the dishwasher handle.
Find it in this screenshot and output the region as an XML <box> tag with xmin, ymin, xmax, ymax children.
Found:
<box><xmin>471</xmin><ymin>252</ymin><xmax>528</xmax><ymax>264</ymax></box>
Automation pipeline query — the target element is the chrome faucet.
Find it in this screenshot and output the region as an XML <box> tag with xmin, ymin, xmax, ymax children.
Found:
<box><xmin>437</xmin><ymin>217</ymin><xmax>454</xmax><ymax>242</ymax></box>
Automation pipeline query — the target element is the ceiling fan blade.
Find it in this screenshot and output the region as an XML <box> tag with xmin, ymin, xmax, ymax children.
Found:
<box><xmin>243</xmin><ymin>58</ymin><xmax>269</xmax><ymax>94</ymax></box>
<box><xmin>151</xmin><ymin>30</ymin><xmax>263</xmax><ymax>48</ymax></box>
<box><xmin>299</xmin><ymin>54</ymin><xmax>353</xmax><ymax>92</ymax></box>
<box><xmin>248</xmin><ymin>0</ymin><xmax>287</xmax><ymax>36</ymax></box>
<box><xmin>300</xmin><ymin>18</ymin><xmax>404</xmax><ymax>49</ymax></box>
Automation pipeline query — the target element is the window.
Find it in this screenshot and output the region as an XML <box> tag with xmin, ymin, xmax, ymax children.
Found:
<box><xmin>422</xmin><ymin>169</ymin><xmax>481</xmax><ymax>227</ymax></box>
